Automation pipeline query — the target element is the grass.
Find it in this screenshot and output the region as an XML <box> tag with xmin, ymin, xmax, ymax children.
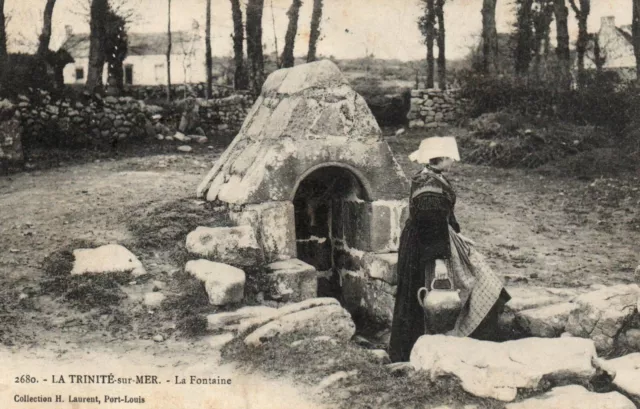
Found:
<box><xmin>221</xmin><ymin>333</ymin><xmax>505</xmax><ymax>409</ymax></box>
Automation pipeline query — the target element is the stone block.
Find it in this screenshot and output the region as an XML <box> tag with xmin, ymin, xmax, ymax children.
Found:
<box><xmin>186</xmin><ymin>259</ymin><xmax>246</xmax><ymax>306</ymax></box>
<box><xmin>230</xmin><ymin>201</ymin><xmax>296</xmax><ymax>263</ymax></box>
<box><xmin>607</xmin><ymin>353</ymin><xmax>640</xmax><ymax>406</ymax></box>
<box><xmin>566</xmin><ymin>284</ymin><xmax>640</xmax><ymax>354</ymax></box>
<box><xmin>71</xmin><ymin>244</ymin><xmax>146</xmax><ymax>277</ymax></box>
<box><xmin>266</xmin><ymin>258</ymin><xmax>317</xmax><ymax>302</ymax></box>
<box><xmin>342</xmin><ymin>270</ymin><xmax>396</xmax><ymax>327</ymax></box>
<box><xmin>185</xmin><ymin>225</ymin><xmax>263</xmax><ymax>267</ymax></box>
<box><xmin>362</xmin><ymin>253</ymin><xmax>398</xmax><ymax>285</ymax></box>
<box><xmin>338</xmin><ymin>199</ymin><xmax>408</xmax><ymax>253</ymax></box>
<box><xmin>515</xmin><ymin>302</ymin><xmax>579</xmax><ymax>338</ymax></box>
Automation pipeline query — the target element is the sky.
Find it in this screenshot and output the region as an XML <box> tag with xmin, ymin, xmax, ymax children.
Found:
<box><xmin>4</xmin><ymin>0</ymin><xmax>634</xmax><ymax>61</ymax></box>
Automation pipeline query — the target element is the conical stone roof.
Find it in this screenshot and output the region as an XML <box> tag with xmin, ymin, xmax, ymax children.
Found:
<box><xmin>197</xmin><ymin>59</ymin><xmax>409</xmax><ymax>205</ymax></box>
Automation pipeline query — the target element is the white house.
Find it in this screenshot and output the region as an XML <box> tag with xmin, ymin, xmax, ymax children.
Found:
<box><xmin>584</xmin><ymin>16</ymin><xmax>637</xmax><ymax>80</ymax></box>
<box><xmin>59</xmin><ymin>23</ymin><xmax>209</xmax><ymax>86</ymax></box>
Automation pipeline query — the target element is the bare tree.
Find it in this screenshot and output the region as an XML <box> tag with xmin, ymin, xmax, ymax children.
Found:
<box><xmin>306</xmin><ymin>0</ymin><xmax>322</xmax><ymax>62</ymax></box>
<box><xmin>569</xmin><ymin>0</ymin><xmax>590</xmax><ymax>87</ymax></box>
<box><xmin>481</xmin><ymin>0</ymin><xmax>499</xmax><ymax>73</ymax></box>
<box><xmin>86</xmin><ymin>0</ymin><xmax>108</xmax><ymax>93</ymax></box>
<box><xmin>633</xmin><ymin>0</ymin><xmax>640</xmax><ymax>80</ymax></box>
<box><xmin>167</xmin><ymin>0</ymin><xmax>172</xmax><ymax>101</ymax></box>
<box><xmin>246</xmin><ymin>0</ymin><xmax>265</xmax><ymax>95</ymax></box>
<box><xmin>270</xmin><ymin>0</ymin><xmax>281</xmax><ymax>68</ymax></box>
<box><xmin>514</xmin><ymin>0</ymin><xmax>533</xmax><ymax>76</ymax></box>
<box><xmin>282</xmin><ymin>0</ymin><xmax>302</xmax><ymax>68</ymax></box>
<box><xmin>553</xmin><ymin>0</ymin><xmax>571</xmax><ymax>89</ymax></box>
<box><xmin>205</xmin><ymin>0</ymin><xmax>213</xmax><ymax>98</ymax></box>
<box><xmin>418</xmin><ymin>0</ymin><xmax>436</xmax><ymax>88</ymax></box>
<box><xmin>435</xmin><ymin>0</ymin><xmax>446</xmax><ymax>89</ymax></box>
<box><xmin>532</xmin><ymin>0</ymin><xmax>554</xmax><ymax>77</ymax></box>
<box><xmin>0</xmin><ymin>0</ymin><xmax>8</xmax><ymax>64</ymax></box>
<box><xmin>37</xmin><ymin>0</ymin><xmax>57</xmax><ymax>57</ymax></box>
<box><xmin>230</xmin><ymin>0</ymin><xmax>248</xmax><ymax>90</ymax></box>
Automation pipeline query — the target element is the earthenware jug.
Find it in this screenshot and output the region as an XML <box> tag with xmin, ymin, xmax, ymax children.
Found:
<box><xmin>417</xmin><ymin>262</ymin><xmax>462</xmax><ymax>334</ymax></box>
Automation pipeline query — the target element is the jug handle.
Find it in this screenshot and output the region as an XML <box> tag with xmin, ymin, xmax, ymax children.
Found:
<box><xmin>417</xmin><ymin>287</ymin><xmax>428</xmax><ymax>308</ymax></box>
<box><xmin>431</xmin><ymin>277</ymin><xmax>454</xmax><ymax>291</ymax></box>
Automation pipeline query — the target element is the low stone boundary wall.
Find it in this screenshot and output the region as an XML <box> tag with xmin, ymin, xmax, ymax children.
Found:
<box><xmin>407</xmin><ymin>88</ymin><xmax>467</xmax><ymax>128</ymax></box>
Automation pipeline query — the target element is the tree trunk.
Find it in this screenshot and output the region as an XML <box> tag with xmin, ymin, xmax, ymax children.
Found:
<box><xmin>307</xmin><ymin>0</ymin><xmax>323</xmax><ymax>62</ymax></box>
<box><xmin>515</xmin><ymin>0</ymin><xmax>533</xmax><ymax>76</ymax></box>
<box><xmin>0</xmin><ymin>0</ymin><xmax>7</xmax><ymax>79</ymax></box>
<box><xmin>532</xmin><ymin>2</ymin><xmax>554</xmax><ymax>78</ymax></box>
<box><xmin>270</xmin><ymin>0</ymin><xmax>281</xmax><ymax>68</ymax></box>
<box><xmin>86</xmin><ymin>0</ymin><xmax>108</xmax><ymax>94</ymax></box>
<box><xmin>230</xmin><ymin>0</ymin><xmax>248</xmax><ymax>90</ymax></box>
<box><xmin>553</xmin><ymin>0</ymin><xmax>571</xmax><ymax>90</ymax></box>
<box><xmin>435</xmin><ymin>0</ymin><xmax>446</xmax><ymax>89</ymax></box>
<box><xmin>481</xmin><ymin>0</ymin><xmax>498</xmax><ymax>73</ymax></box>
<box><xmin>37</xmin><ymin>0</ymin><xmax>57</xmax><ymax>57</ymax></box>
<box><xmin>425</xmin><ymin>0</ymin><xmax>435</xmax><ymax>88</ymax></box>
<box><xmin>167</xmin><ymin>0</ymin><xmax>172</xmax><ymax>102</ymax></box>
<box><xmin>570</xmin><ymin>0</ymin><xmax>590</xmax><ymax>88</ymax></box>
<box><xmin>246</xmin><ymin>0</ymin><xmax>265</xmax><ymax>95</ymax></box>
<box><xmin>282</xmin><ymin>0</ymin><xmax>302</xmax><ymax>68</ymax></box>
<box><xmin>633</xmin><ymin>0</ymin><xmax>640</xmax><ymax>80</ymax></box>
<box><xmin>205</xmin><ymin>0</ymin><xmax>213</xmax><ymax>99</ymax></box>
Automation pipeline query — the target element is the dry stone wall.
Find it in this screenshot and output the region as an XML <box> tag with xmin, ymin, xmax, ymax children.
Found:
<box><xmin>407</xmin><ymin>88</ymin><xmax>466</xmax><ymax>128</ymax></box>
<box><xmin>0</xmin><ymin>100</ymin><xmax>23</xmax><ymax>173</ymax></box>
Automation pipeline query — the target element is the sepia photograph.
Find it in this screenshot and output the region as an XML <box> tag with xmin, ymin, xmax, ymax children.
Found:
<box><xmin>0</xmin><ymin>0</ymin><xmax>639</xmax><ymax>407</ymax></box>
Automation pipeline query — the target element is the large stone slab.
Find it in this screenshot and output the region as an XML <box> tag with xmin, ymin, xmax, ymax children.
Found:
<box><xmin>505</xmin><ymin>286</ymin><xmax>583</xmax><ymax>312</ymax></box>
<box><xmin>185</xmin><ymin>260</ymin><xmax>246</xmax><ymax>306</ymax></box>
<box><xmin>244</xmin><ymin>299</ymin><xmax>356</xmax><ymax>347</ymax></box>
<box><xmin>607</xmin><ymin>353</ymin><xmax>640</xmax><ymax>406</ymax></box>
<box><xmin>230</xmin><ymin>201</ymin><xmax>296</xmax><ymax>263</ymax></box>
<box><xmin>515</xmin><ymin>302</ymin><xmax>579</xmax><ymax>338</ymax></box>
<box><xmin>410</xmin><ymin>335</ymin><xmax>598</xmax><ymax>402</ymax></box>
<box><xmin>505</xmin><ymin>385</ymin><xmax>635</xmax><ymax>409</ymax></box>
<box><xmin>185</xmin><ymin>225</ymin><xmax>263</xmax><ymax>267</ymax></box>
<box><xmin>265</xmin><ymin>258</ymin><xmax>317</xmax><ymax>302</ymax></box>
<box><xmin>566</xmin><ymin>284</ymin><xmax>640</xmax><ymax>354</ymax></box>
<box><xmin>197</xmin><ymin>60</ymin><xmax>410</xmax><ymax>206</ymax></box>
<box><xmin>70</xmin><ymin>244</ymin><xmax>146</xmax><ymax>277</ymax></box>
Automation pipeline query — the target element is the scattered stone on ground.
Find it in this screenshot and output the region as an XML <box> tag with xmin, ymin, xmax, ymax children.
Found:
<box><xmin>515</xmin><ymin>302</ymin><xmax>579</xmax><ymax>337</ymax></box>
<box><xmin>565</xmin><ymin>284</ymin><xmax>640</xmax><ymax>354</ymax></box>
<box><xmin>186</xmin><ymin>225</ymin><xmax>263</xmax><ymax>267</ymax></box>
<box><xmin>243</xmin><ymin>298</ymin><xmax>356</xmax><ymax>347</ymax></box>
<box><xmin>366</xmin><ymin>349</ymin><xmax>391</xmax><ymax>364</ymax></box>
<box><xmin>70</xmin><ymin>244</ymin><xmax>146</xmax><ymax>277</ymax></box>
<box><xmin>207</xmin><ymin>306</ymin><xmax>277</xmax><ymax>331</ymax></box>
<box><xmin>410</xmin><ymin>335</ymin><xmax>598</xmax><ymax>402</ymax></box>
<box><xmin>504</xmin><ymin>385</ymin><xmax>635</xmax><ymax>409</ymax></box>
<box><xmin>185</xmin><ymin>259</ymin><xmax>246</xmax><ymax>306</ymax></box>
<box><xmin>143</xmin><ymin>292</ymin><xmax>166</xmax><ymax>308</ymax></box>
<box><xmin>607</xmin><ymin>353</ymin><xmax>640</xmax><ymax>405</ymax></box>
<box><xmin>205</xmin><ymin>332</ymin><xmax>236</xmax><ymax>350</ymax></box>
<box><xmin>153</xmin><ymin>335</ymin><xmax>164</xmax><ymax>343</ymax></box>
<box><xmin>316</xmin><ymin>370</ymin><xmax>359</xmax><ymax>391</ymax></box>
<box><xmin>177</xmin><ymin>145</ymin><xmax>193</xmax><ymax>153</ymax></box>
<box><xmin>265</xmin><ymin>259</ymin><xmax>317</xmax><ymax>302</ymax></box>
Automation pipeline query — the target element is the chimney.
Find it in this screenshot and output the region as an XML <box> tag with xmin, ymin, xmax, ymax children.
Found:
<box><xmin>601</xmin><ymin>16</ymin><xmax>616</xmax><ymax>31</ymax></box>
<box><xmin>65</xmin><ymin>25</ymin><xmax>73</xmax><ymax>38</ymax></box>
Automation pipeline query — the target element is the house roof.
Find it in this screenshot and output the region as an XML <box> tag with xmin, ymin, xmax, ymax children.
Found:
<box><xmin>60</xmin><ymin>31</ymin><xmax>199</xmax><ymax>59</ymax></box>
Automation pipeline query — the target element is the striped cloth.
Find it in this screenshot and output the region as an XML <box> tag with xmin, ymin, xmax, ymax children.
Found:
<box><xmin>442</xmin><ymin>226</ymin><xmax>507</xmax><ymax>337</ymax></box>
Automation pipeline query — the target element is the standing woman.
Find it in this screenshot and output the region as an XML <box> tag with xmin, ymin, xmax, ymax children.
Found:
<box><xmin>389</xmin><ymin>137</ymin><xmax>510</xmax><ymax>363</ymax></box>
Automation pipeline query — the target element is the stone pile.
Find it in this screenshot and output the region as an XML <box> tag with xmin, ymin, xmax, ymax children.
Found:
<box><xmin>0</xmin><ymin>100</ymin><xmax>22</xmax><ymax>173</ymax></box>
<box><xmin>197</xmin><ymin>94</ymin><xmax>254</xmax><ymax>132</ymax></box>
<box><xmin>124</xmin><ymin>83</ymin><xmax>234</xmax><ymax>101</ymax></box>
<box><xmin>407</xmin><ymin>88</ymin><xmax>466</xmax><ymax>129</ymax></box>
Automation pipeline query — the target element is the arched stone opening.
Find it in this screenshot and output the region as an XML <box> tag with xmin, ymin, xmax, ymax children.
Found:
<box><xmin>292</xmin><ymin>165</ymin><xmax>370</xmax><ymax>278</ymax></box>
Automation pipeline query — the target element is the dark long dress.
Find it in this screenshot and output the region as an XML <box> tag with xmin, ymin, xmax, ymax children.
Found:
<box><xmin>388</xmin><ymin>165</ymin><xmax>509</xmax><ymax>363</ymax></box>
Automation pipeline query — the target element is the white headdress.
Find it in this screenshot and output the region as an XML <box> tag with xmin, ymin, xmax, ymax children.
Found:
<box><xmin>408</xmin><ymin>136</ymin><xmax>461</xmax><ymax>164</ymax></box>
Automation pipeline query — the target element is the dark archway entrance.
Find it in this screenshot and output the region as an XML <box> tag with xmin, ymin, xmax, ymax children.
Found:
<box><xmin>292</xmin><ymin>165</ymin><xmax>371</xmax><ymax>297</ymax></box>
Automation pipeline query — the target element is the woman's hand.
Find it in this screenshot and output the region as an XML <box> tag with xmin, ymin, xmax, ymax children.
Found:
<box><xmin>457</xmin><ymin>233</ymin><xmax>476</xmax><ymax>247</ymax></box>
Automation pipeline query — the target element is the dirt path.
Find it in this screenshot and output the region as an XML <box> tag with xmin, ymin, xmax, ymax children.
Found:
<box><xmin>1</xmin><ymin>338</ymin><xmax>324</xmax><ymax>409</ymax></box>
